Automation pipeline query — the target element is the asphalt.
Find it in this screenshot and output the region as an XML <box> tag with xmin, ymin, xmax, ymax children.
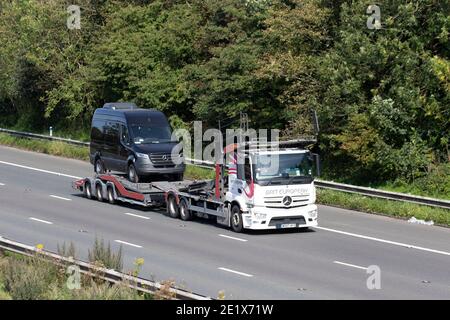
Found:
<box><xmin>0</xmin><ymin>145</ymin><xmax>449</xmax><ymax>299</ymax></box>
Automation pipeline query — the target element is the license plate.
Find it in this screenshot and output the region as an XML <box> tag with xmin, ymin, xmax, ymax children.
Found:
<box><xmin>280</xmin><ymin>223</ymin><xmax>296</xmax><ymax>228</ymax></box>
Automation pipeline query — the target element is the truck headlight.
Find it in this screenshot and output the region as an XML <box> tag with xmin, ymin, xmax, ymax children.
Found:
<box><xmin>255</xmin><ymin>213</ymin><xmax>267</xmax><ymax>220</ymax></box>
<box><xmin>308</xmin><ymin>209</ymin><xmax>318</xmax><ymax>218</ymax></box>
<box><xmin>135</xmin><ymin>152</ymin><xmax>149</xmax><ymax>160</ymax></box>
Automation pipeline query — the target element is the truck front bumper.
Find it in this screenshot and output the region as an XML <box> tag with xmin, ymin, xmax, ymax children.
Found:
<box><xmin>242</xmin><ymin>204</ymin><xmax>318</xmax><ymax>230</ymax></box>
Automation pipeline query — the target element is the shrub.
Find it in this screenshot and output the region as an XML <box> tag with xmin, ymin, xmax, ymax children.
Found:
<box><xmin>57</xmin><ymin>242</ymin><xmax>77</xmax><ymax>260</ymax></box>
<box><xmin>2</xmin><ymin>256</ymin><xmax>56</xmax><ymax>300</ymax></box>
<box><xmin>88</xmin><ymin>238</ymin><xmax>123</xmax><ymax>271</ymax></box>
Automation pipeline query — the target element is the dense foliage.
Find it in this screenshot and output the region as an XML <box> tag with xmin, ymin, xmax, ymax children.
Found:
<box><xmin>0</xmin><ymin>0</ymin><xmax>448</xmax><ymax>186</ymax></box>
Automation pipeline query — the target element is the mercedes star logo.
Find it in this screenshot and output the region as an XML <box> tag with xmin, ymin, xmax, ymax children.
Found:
<box><xmin>282</xmin><ymin>196</ymin><xmax>292</xmax><ymax>207</ymax></box>
<box><xmin>162</xmin><ymin>155</ymin><xmax>167</xmax><ymax>161</ymax></box>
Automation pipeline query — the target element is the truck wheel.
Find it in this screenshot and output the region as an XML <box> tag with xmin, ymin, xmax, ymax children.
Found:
<box><xmin>231</xmin><ymin>205</ymin><xmax>243</xmax><ymax>233</ymax></box>
<box><xmin>127</xmin><ymin>163</ymin><xmax>139</xmax><ymax>183</ymax></box>
<box><xmin>96</xmin><ymin>183</ymin><xmax>103</xmax><ymax>202</ymax></box>
<box><xmin>84</xmin><ymin>181</ymin><xmax>93</xmax><ymax>199</ymax></box>
<box><xmin>107</xmin><ymin>186</ymin><xmax>116</xmax><ymax>204</ymax></box>
<box><xmin>179</xmin><ymin>198</ymin><xmax>192</xmax><ymax>221</ymax></box>
<box><xmin>95</xmin><ymin>158</ymin><xmax>105</xmax><ymax>174</ymax></box>
<box><xmin>167</xmin><ymin>195</ymin><xmax>179</xmax><ymax>218</ymax></box>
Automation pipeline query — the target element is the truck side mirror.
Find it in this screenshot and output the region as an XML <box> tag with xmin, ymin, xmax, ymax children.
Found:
<box><xmin>312</xmin><ymin>153</ymin><xmax>321</xmax><ymax>177</ymax></box>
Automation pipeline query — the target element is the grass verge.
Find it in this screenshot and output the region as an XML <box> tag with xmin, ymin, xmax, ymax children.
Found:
<box><xmin>0</xmin><ymin>133</ymin><xmax>89</xmax><ymax>161</ymax></box>
<box><xmin>317</xmin><ymin>189</ymin><xmax>450</xmax><ymax>227</ymax></box>
<box><xmin>0</xmin><ymin>240</ymin><xmax>156</xmax><ymax>300</ymax></box>
<box><xmin>0</xmin><ymin>133</ymin><xmax>448</xmax><ymax>227</ymax></box>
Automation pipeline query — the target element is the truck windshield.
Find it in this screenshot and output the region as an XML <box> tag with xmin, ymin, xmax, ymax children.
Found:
<box><xmin>254</xmin><ymin>153</ymin><xmax>313</xmax><ymax>184</ymax></box>
<box><xmin>129</xmin><ymin>124</ymin><xmax>172</xmax><ymax>144</ymax></box>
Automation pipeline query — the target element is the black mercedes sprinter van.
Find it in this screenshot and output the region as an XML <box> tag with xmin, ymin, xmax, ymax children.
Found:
<box><xmin>90</xmin><ymin>102</ymin><xmax>185</xmax><ymax>182</ymax></box>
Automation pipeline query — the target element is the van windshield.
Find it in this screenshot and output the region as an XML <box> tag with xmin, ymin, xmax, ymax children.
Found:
<box><xmin>129</xmin><ymin>124</ymin><xmax>172</xmax><ymax>144</ymax></box>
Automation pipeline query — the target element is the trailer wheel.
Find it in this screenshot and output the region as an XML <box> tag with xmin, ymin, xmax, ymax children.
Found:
<box><xmin>107</xmin><ymin>185</ymin><xmax>116</xmax><ymax>204</ymax></box>
<box><xmin>95</xmin><ymin>183</ymin><xmax>104</xmax><ymax>202</ymax></box>
<box><xmin>179</xmin><ymin>198</ymin><xmax>192</xmax><ymax>221</ymax></box>
<box><xmin>231</xmin><ymin>205</ymin><xmax>243</xmax><ymax>233</ymax></box>
<box><xmin>167</xmin><ymin>195</ymin><xmax>179</xmax><ymax>218</ymax></box>
<box><xmin>84</xmin><ymin>181</ymin><xmax>93</xmax><ymax>199</ymax></box>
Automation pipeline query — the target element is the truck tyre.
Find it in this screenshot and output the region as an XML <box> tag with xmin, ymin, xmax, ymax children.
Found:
<box><xmin>231</xmin><ymin>205</ymin><xmax>243</xmax><ymax>233</ymax></box>
<box><xmin>127</xmin><ymin>163</ymin><xmax>139</xmax><ymax>183</ymax></box>
<box><xmin>167</xmin><ymin>195</ymin><xmax>179</xmax><ymax>218</ymax></box>
<box><xmin>95</xmin><ymin>183</ymin><xmax>103</xmax><ymax>202</ymax></box>
<box><xmin>107</xmin><ymin>185</ymin><xmax>116</xmax><ymax>204</ymax></box>
<box><xmin>95</xmin><ymin>158</ymin><xmax>106</xmax><ymax>174</ymax></box>
<box><xmin>84</xmin><ymin>181</ymin><xmax>93</xmax><ymax>199</ymax></box>
<box><xmin>179</xmin><ymin>198</ymin><xmax>192</xmax><ymax>221</ymax></box>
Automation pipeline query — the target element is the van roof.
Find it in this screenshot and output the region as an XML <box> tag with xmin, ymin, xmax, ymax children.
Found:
<box><xmin>94</xmin><ymin>103</ymin><xmax>168</xmax><ymax>125</ymax></box>
<box><xmin>103</xmin><ymin>102</ymin><xmax>138</xmax><ymax>110</ymax></box>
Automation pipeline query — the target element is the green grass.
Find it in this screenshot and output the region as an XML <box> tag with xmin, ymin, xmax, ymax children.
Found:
<box><xmin>0</xmin><ymin>133</ymin><xmax>89</xmax><ymax>161</ymax></box>
<box><xmin>376</xmin><ymin>174</ymin><xmax>450</xmax><ymax>200</ymax></box>
<box><xmin>317</xmin><ymin>189</ymin><xmax>450</xmax><ymax>227</ymax></box>
<box><xmin>0</xmin><ymin>280</ymin><xmax>12</xmax><ymax>300</ymax></box>
<box><xmin>185</xmin><ymin>164</ymin><xmax>215</xmax><ymax>180</ymax></box>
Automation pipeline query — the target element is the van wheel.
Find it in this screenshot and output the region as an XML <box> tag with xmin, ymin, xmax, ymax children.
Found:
<box><xmin>179</xmin><ymin>198</ymin><xmax>192</xmax><ymax>221</ymax></box>
<box><xmin>95</xmin><ymin>158</ymin><xmax>105</xmax><ymax>174</ymax></box>
<box><xmin>127</xmin><ymin>163</ymin><xmax>139</xmax><ymax>183</ymax></box>
<box><xmin>96</xmin><ymin>184</ymin><xmax>103</xmax><ymax>202</ymax></box>
<box><xmin>107</xmin><ymin>186</ymin><xmax>116</xmax><ymax>204</ymax></box>
<box><xmin>231</xmin><ymin>205</ymin><xmax>243</xmax><ymax>233</ymax></box>
<box><xmin>84</xmin><ymin>181</ymin><xmax>93</xmax><ymax>199</ymax></box>
<box><xmin>167</xmin><ymin>195</ymin><xmax>179</xmax><ymax>218</ymax></box>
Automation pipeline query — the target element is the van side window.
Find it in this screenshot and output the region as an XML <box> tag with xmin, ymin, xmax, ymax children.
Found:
<box><xmin>120</xmin><ymin>124</ymin><xmax>130</xmax><ymax>144</ymax></box>
<box><xmin>105</xmin><ymin>121</ymin><xmax>119</xmax><ymax>143</ymax></box>
<box><xmin>91</xmin><ymin>119</ymin><xmax>104</xmax><ymax>141</ymax></box>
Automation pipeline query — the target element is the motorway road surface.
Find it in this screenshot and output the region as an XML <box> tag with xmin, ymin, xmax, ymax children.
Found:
<box><xmin>0</xmin><ymin>145</ymin><xmax>449</xmax><ymax>299</ymax></box>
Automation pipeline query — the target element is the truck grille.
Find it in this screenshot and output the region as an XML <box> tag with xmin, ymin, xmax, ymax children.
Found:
<box><xmin>149</xmin><ymin>153</ymin><xmax>181</xmax><ymax>167</ymax></box>
<box><xmin>269</xmin><ymin>216</ymin><xmax>306</xmax><ymax>227</ymax></box>
<box><xmin>263</xmin><ymin>195</ymin><xmax>309</xmax><ymax>208</ymax></box>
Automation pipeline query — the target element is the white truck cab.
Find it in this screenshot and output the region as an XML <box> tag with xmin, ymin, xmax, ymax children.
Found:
<box><xmin>225</xmin><ymin>147</ymin><xmax>318</xmax><ymax>231</ymax></box>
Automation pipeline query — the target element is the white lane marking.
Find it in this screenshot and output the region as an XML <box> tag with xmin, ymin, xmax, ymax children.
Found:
<box><xmin>218</xmin><ymin>234</ymin><xmax>248</xmax><ymax>242</ymax></box>
<box><xmin>123</xmin><ymin>212</ymin><xmax>150</xmax><ymax>220</ymax></box>
<box><xmin>314</xmin><ymin>226</ymin><xmax>450</xmax><ymax>257</ymax></box>
<box><xmin>0</xmin><ymin>182</ymin><xmax>4</xmax><ymax>186</ymax></box>
<box><xmin>49</xmin><ymin>195</ymin><xmax>72</xmax><ymax>201</ymax></box>
<box><xmin>114</xmin><ymin>240</ymin><xmax>142</xmax><ymax>248</ymax></box>
<box><xmin>334</xmin><ymin>261</ymin><xmax>367</xmax><ymax>270</ymax></box>
<box><xmin>0</xmin><ymin>160</ymin><xmax>82</xmax><ymax>179</ymax></box>
<box><xmin>218</xmin><ymin>267</ymin><xmax>253</xmax><ymax>277</ymax></box>
<box><xmin>29</xmin><ymin>217</ymin><xmax>53</xmax><ymax>225</ymax></box>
